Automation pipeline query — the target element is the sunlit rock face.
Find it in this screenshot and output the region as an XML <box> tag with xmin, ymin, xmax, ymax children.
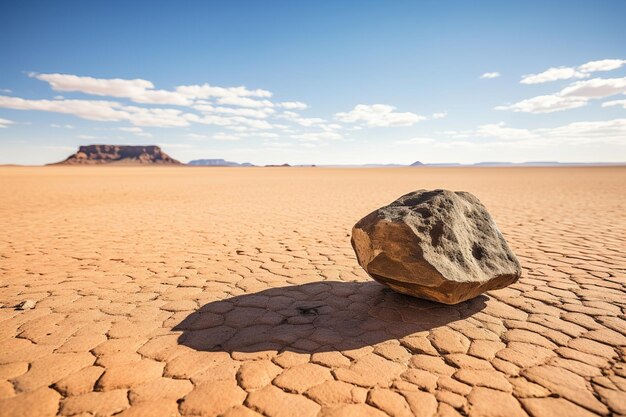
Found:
<box><xmin>351</xmin><ymin>189</ymin><xmax>522</xmax><ymax>304</ymax></box>
<box><xmin>52</xmin><ymin>145</ymin><xmax>181</xmax><ymax>165</ymax></box>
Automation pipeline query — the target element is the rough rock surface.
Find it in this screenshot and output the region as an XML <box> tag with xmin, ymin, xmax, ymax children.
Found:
<box><xmin>351</xmin><ymin>189</ymin><xmax>521</xmax><ymax>304</ymax></box>
<box><xmin>52</xmin><ymin>145</ymin><xmax>181</xmax><ymax>165</ymax></box>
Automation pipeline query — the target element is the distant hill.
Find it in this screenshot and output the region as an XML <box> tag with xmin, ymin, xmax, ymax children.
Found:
<box><xmin>410</xmin><ymin>161</ymin><xmax>424</xmax><ymax>166</ymax></box>
<box><xmin>265</xmin><ymin>163</ymin><xmax>291</xmax><ymax>167</ymax></box>
<box><xmin>51</xmin><ymin>145</ymin><xmax>181</xmax><ymax>165</ymax></box>
<box><xmin>188</xmin><ymin>159</ymin><xmax>254</xmax><ymax>167</ymax></box>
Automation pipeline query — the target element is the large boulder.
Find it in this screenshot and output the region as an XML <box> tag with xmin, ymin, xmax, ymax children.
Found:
<box><xmin>351</xmin><ymin>189</ymin><xmax>521</xmax><ymax>304</ymax></box>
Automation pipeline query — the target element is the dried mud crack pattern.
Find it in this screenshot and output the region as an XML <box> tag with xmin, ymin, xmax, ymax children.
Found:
<box><xmin>0</xmin><ymin>166</ymin><xmax>624</xmax><ymax>417</ymax></box>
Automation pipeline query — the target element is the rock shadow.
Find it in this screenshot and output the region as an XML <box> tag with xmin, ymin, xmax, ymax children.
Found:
<box><xmin>174</xmin><ymin>281</ymin><xmax>487</xmax><ymax>354</ymax></box>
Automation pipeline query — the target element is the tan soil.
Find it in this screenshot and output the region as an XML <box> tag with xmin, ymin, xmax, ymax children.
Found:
<box><xmin>0</xmin><ymin>166</ymin><xmax>624</xmax><ymax>417</ymax></box>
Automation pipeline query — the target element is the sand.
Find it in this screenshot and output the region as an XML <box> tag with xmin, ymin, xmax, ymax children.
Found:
<box><xmin>0</xmin><ymin>166</ymin><xmax>624</xmax><ymax>417</ymax></box>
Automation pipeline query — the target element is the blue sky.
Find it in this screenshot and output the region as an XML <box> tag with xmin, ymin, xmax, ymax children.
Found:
<box><xmin>1</xmin><ymin>1</ymin><xmax>625</xmax><ymax>165</ymax></box>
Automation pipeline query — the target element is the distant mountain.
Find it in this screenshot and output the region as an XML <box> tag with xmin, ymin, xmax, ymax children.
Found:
<box><xmin>188</xmin><ymin>159</ymin><xmax>254</xmax><ymax>167</ymax></box>
<box><xmin>410</xmin><ymin>161</ymin><xmax>424</xmax><ymax>166</ymax></box>
<box><xmin>422</xmin><ymin>163</ymin><xmax>462</xmax><ymax>166</ymax></box>
<box><xmin>265</xmin><ymin>163</ymin><xmax>291</xmax><ymax>167</ymax></box>
<box><xmin>473</xmin><ymin>162</ymin><xmax>514</xmax><ymax>166</ymax></box>
<box><xmin>51</xmin><ymin>145</ymin><xmax>181</xmax><ymax>165</ymax></box>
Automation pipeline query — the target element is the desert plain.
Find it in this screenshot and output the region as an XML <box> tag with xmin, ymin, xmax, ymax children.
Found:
<box><xmin>0</xmin><ymin>165</ymin><xmax>624</xmax><ymax>417</ymax></box>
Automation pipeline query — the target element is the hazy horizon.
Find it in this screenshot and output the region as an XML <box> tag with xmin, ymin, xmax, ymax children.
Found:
<box><xmin>1</xmin><ymin>1</ymin><xmax>625</xmax><ymax>165</ymax></box>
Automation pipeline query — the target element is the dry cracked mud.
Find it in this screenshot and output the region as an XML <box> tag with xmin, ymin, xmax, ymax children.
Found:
<box><xmin>0</xmin><ymin>166</ymin><xmax>624</xmax><ymax>417</ymax></box>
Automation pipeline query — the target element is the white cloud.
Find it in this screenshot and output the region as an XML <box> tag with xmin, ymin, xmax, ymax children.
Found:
<box><xmin>31</xmin><ymin>73</ymin><xmax>279</xmax><ymax>113</ymax></box>
<box><xmin>497</xmin><ymin>76</ymin><xmax>626</xmax><ymax>113</ymax></box>
<box><xmin>0</xmin><ymin>95</ymin><xmax>195</xmax><ymax>127</ymax></box>
<box><xmin>279</xmin><ymin>111</ymin><xmax>327</xmax><ymax>127</ymax></box>
<box><xmin>495</xmin><ymin>95</ymin><xmax>587</xmax><ymax>113</ymax></box>
<box><xmin>536</xmin><ymin>118</ymin><xmax>626</xmax><ymax>144</ymax></box>
<box><xmin>0</xmin><ymin>95</ymin><xmax>130</xmax><ymax>122</ymax></box>
<box><xmin>0</xmin><ymin>117</ymin><xmax>14</xmax><ymax>128</ymax></box>
<box><xmin>521</xmin><ymin>67</ymin><xmax>587</xmax><ymax>84</ymax></box>
<box><xmin>0</xmin><ymin>88</ymin><xmax>12</xmax><ymax>93</ymax></box>
<box><xmin>51</xmin><ymin>123</ymin><xmax>75</xmax><ymax>128</ymax></box>
<box><xmin>442</xmin><ymin>118</ymin><xmax>626</xmax><ymax>146</ymax></box>
<box><xmin>480</xmin><ymin>72</ymin><xmax>500</xmax><ymax>79</ymax></box>
<box><xmin>442</xmin><ymin>122</ymin><xmax>535</xmax><ymax>140</ymax></box>
<box><xmin>431</xmin><ymin>112</ymin><xmax>447</xmax><ymax>119</ymax></box>
<box><xmin>123</xmin><ymin>105</ymin><xmax>189</xmax><ymax>127</ymax></box>
<box><xmin>320</xmin><ymin>123</ymin><xmax>342</xmax><ymax>131</ymax></box>
<box><xmin>0</xmin><ymin>94</ymin><xmax>279</xmax><ymax>129</ymax></box>
<box><xmin>602</xmin><ymin>99</ymin><xmax>626</xmax><ymax>109</ymax></box>
<box><xmin>194</xmin><ymin>103</ymin><xmax>274</xmax><ymax>118</ymax></box>
<box><xmin>560</xmin><ymin>77</ymin><xmax>626</xmax><ymax>98</ymax></box>
<box><xmin>216</xmin><ymin>96</ymin><xmax>274</xmax><ymax>108</ymax></box>
<box><xmin>278</xmin><ymin>101</ymin><xmax>308</xmax><ymax>110</ymax></box>
<box><xmin>2</xmin><ymin>72</ymin><xmax>448</xmax><ymax>144</ymax></box>
<box><xmin>175</xmin><ymin>83</ymin><xmax>272</xmax><ymax>99</ymax></box>
<box><xmin>186</xmin><ymin>113</ymin><xmax>274</xmax><ymax>129</ymax></box>
<box><xmin>32</xmin><ymin>73</ymin><xmax>192</xmax><ymax>106</ymax></box>
<box><xmin>578</xmin><ymin>59</ymin><xmax>626</xmax><ymax>73</ymax></box>
<box><xmin>520</xmin><ymin>58</ymin><xmax>626</xmax><ymax>84</ymax></box>
<box><xmin>335</xmin><ymin>104</ymin><xmax>425</xmax><ymax>127</ymax></box>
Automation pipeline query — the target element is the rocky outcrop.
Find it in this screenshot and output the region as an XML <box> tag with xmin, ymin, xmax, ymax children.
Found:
<box><xmin>52</xmin><ymin>145</ymin><xmax>181</xmax><ymax>165</ymax></box>
<box><xmin>351</xmin><ymin>189</ymin><xmax>521</xmax><ymax>304</ymax></box>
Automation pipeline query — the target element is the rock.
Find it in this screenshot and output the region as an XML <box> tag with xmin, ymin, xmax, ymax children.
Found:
<box><xmin>15</xmin><ymin>300</ymin><xmax>35</xmax><ymax>310</ymax></box>
<box><xmin>51</xmin><ymin>145</ymin><xmax>181</xmax><ymax>165</ymax></box>
<box><xmin>351</xmin><ymin>189</ymin><xmax>521</xmax><ymax>304</ymax></box>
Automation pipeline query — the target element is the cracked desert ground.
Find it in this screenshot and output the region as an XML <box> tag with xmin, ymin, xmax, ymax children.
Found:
<box><xmin>0</xmin><ymin>165</ymin><xmax>625</xmax><ymax>417</ymax></box>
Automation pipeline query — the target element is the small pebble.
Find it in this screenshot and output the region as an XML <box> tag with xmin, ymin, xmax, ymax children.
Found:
<box><xmin>16</xmin><ymin>300</ymin><xmax>36</xmax><ymax>310</ymax></box>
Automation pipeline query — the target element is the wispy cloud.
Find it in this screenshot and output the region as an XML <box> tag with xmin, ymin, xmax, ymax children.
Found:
<box><xmin>0</xmin><ymin>117</ymin><xmax>14</xmax><ymax>128</ymax></box>
<box><xmin>480</xmin><ymin>72</ymin><xmax>500</xmax><ymax>79</ymax></box>
<box><xmin>32</xmin><ymin>73</ymin><xmax>192</xmax><ymax>106</ymax></box>
<box><xmin>602</xmin><ymin>99</ymin><xmax>626</xmax><ymax>109</ymax></box>
<box><xmin>278</xmin><ymin>101</ymin><xmax>308</xmax><ymax>110</ymax></box>
<box><xmin>0</xmin><ymin>73</ymin><xmax>439</xmax><ymax>141</ymax></box>
<box><xmin>497</xmin><ymin>76</ymin><xmax>626</xmax><ymax>113</ymax></box>
<box><xmin>441</xmin><ymin>119</ymin><xmax>626</xmax><ymax>146</ymax></box>
<box><xmin>335</xmin><ymin>104</ymin><xmax>425</xmax><ymax>127</ymax></box>
<box><xmin>520</xmin><ymin>58</ymin><xmax>626</xmax><ymax>84</ymax></box>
